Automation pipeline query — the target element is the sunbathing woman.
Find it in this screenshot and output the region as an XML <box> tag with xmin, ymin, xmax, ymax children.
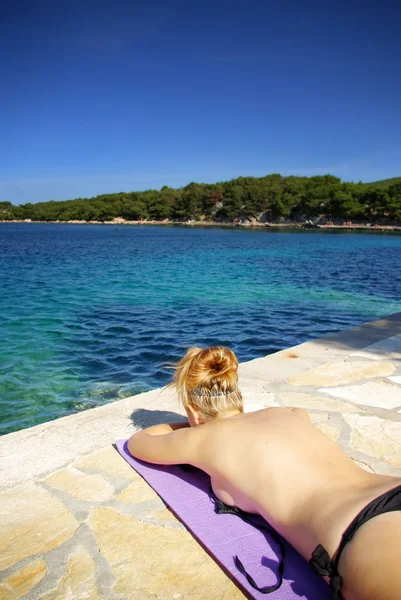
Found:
<box><xmin>128</xmin><ymin>346</ymin><xmax>401</xmax><ymax>600</ymax></box>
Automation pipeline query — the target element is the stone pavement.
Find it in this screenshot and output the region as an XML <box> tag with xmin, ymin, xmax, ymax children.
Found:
<box><xmin>1</xmin><ymin>313</ymin><xmax>401</xmax><ymax>600</ymax></box>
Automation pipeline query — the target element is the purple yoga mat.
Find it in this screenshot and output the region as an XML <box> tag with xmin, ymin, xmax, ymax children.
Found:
<box><xmin>115</xmin><ymin>439</ymin><xmax>331</xmax><ymax>600</ymax></box>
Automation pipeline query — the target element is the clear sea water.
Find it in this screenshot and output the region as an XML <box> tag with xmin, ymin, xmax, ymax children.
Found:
<box><xmin>1</xmin><ymin>223</ymin><xmax>401</xmax><ymax>435</ymax></box>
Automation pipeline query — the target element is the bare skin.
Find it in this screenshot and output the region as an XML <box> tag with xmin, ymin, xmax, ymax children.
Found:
<box><xmin>128</xmin><ymin>407</ymin><xmax>401</xmax><ymax>600</ymax></box>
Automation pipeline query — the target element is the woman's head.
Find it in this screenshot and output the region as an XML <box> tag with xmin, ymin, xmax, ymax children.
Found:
<box><xmin>169</xmin><ymin>346</ymin><xmax>243</xmax><ymax>424</ymax></box>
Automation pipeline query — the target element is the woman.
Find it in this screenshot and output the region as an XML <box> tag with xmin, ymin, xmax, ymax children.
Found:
<box><xmin>128</xmin><ymin>346</ymin><xmax>401</xmax><ymax>600</ymax></box>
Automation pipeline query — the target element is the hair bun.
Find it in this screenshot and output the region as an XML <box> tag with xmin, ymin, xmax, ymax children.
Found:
<box><xmin>203</xmin><ymin>347</ymin><xmax>238</xmax><ymax>377</ymax></box>
<box><xmin>169</xmin><ymin>345</ymin><xmax>243</xmax><ymax>418</ymax></box>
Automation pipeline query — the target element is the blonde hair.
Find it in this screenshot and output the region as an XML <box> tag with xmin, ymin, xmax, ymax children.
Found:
<box><xmin>168</xmin><ymin>346</ymin><xmax>243</xmax><ymax>420</ymax></box>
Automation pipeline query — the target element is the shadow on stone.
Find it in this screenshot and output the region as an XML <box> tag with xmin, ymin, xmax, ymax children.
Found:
<box><xmin>130</xmin><ymin>408</ymin><xmax>187</xmax><ymax>428</ymax></box>
<box><xmin>310</xmin><ymin>313</ymin><xmax>401</xmax><ymax>353</ymax></box>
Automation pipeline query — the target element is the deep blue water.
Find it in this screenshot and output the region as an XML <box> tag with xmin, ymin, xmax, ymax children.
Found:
<box><xmin>1</xmin><ymin>223</ymin><xmax>401</xmax><ymax>435</ymax></box>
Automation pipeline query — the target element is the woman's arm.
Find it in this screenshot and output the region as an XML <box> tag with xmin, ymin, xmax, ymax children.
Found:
<box><xmin>127</xmin><ymin>420</ymin><xmax>196</xmax><ymax>465</ymax></box>
<box><xmin>135</xmin><ymin>421</ymin><xmax>190</xmax><ymax>436</ymax></box>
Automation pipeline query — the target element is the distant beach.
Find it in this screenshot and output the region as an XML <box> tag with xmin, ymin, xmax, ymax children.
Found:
<box><xmin>2</xmin><ymin>218</ymin><xmax>401</xmax><ymax>232</ymax></box>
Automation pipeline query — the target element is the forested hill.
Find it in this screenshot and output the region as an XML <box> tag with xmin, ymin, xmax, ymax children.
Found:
<box><xmin>1</xmin><ymin>174</ymin><xmax>401</xmax><ymax>223</ymax></box>
<box><xmin>362</xmin><ymin>177</ymin><xmax>401</xmax><ymax>189</ymax></box>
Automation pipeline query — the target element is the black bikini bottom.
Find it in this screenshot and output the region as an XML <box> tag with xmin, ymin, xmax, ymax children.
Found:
<box><xmin>309</xmin><ymin>483</ymin><xmax>401</xmax><ymax>600</ymax></box>
<box><xmin>210</xmin><ymin>483</ymin><xmax>401</xmax><ymax>598</ymax></box>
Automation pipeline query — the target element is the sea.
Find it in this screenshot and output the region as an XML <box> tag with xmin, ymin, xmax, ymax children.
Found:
<box><xmin>1</xmin><ymin>222</ymin><xmax>401</xmax><ymax>435</ymax></box>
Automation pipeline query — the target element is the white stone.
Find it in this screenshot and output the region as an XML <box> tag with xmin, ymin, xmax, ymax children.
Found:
<box><xmin>289</xmin><ymin>360</ymin><xmax>395</xmax><ymax>386</ymax></box>
<box><xmin>389</xmin><ymin>376</ymin><xmax>401</xmax><ymax>385</ymax></box>
<box><xmin>280</xmin><ymin>392</ymin><xmax>361</xmax><ymax>413</ymax></box>
<box><xmin>343</xmin><ymin>414</ymin><xmax>401</xmax><ymax>467</ymax></box>
<box><xmin>243</xmin><ymin>393</ymin><xmax>277</xmax><ymax>411</ymax></box>
<box><xmin>315</xmin><ymin>423</ymin><xmax>341</xmax><ymax>442</ymax></box>
<box><xmin>320</xmin><ymin>380</ymin><xmax>401</xmax><ymax>410</ymax></box>
<box><xmin>309</xmin><ymin>412</ymin><xmax>330</xmax><ymax>423</ymax></box>
<box><xmin>244</xmin><ymin>403</ymin><xmax>265</xmax><ymax>413</ymax></box>
<box><xmin>241</xmin><ymin>381</ymin><xmax>279</xmax><ymax>407</ymax></box>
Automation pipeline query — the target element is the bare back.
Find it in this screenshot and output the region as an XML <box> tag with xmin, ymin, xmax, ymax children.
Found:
<box><xmin>190</xmin><ymin>408</ymin><xmax>401</xmax><ymax>561</ymax></box>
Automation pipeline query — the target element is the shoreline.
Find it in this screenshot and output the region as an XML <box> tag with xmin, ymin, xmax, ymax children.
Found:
<box><xmin>2</xmin><ymin>218</ymin><xmax>401</xmax><ymax>232</ymax></box>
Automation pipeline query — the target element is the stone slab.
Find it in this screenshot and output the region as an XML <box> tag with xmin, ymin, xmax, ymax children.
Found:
<box><xmin>289</xmin><ymin>360</ymin><xmax>395</xmax><ymax>387</ymax></box>
<box><xmin>116</xmin><ymin>479</ymin><xmax>157</xmax><ymax>504</ymax></box>
<box><xmin>315</xmin><ymin>423</ymin><xmax>341</xmax><ymax>442</ymax></box>
<box><xmin>343</xmin><ymin>414</ymin><xmax>401</xmax><ymax>467</ymax></box>
<box><xmin>320</xmin><ymin>380</ymin><xmax>401</xmax><ymax>410</ymax></box>
<box><xmin>0</xmin><ymin>559</ymin><xmax>46</xmax><ymax>600</ymax></box>
<box><xmin>44</xmin><ymin>467</ymin><xmax>115</xmax><ymax>502</ymax></box>
<box><xmin>41</xmin><ymin>546</ymin><xmax>100</xmax><ymax>600</ymax></box>
<box><xmin>88</xmin><ymin>507</ymin><xmax>244</xmax><ymax>599</ymax></box>
<box><xmin>280</xmin><ymin>392</ymin><xmax>361</xmax><ymax>413</ymax></box>
<box><xmin>72</xmin><ymin>446</ymin><xmax>142</xmax><ymax>480</ymax></box>
<box><xmin>0</xmin><ymin>482</ymin><xmax>79</xmax><ymax>571</ymax></box>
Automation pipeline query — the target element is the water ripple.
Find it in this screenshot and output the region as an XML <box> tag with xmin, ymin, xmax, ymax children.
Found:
<box><xmin>1</xmin><ymin>223</ymin><xmax>401</xmax><ymax>434</ymax></box>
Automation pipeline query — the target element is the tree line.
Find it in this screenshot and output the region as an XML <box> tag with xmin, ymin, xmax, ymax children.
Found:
<box><xmin>1</xmin><ymin>174</ymin><xmax>401</xmax><ymax>223</ymax></box>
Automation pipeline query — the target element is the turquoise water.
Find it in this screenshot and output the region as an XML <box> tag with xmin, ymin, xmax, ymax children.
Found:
<box><xmin>1</xmin><ymin>223</ymin><xmax>401</xmax><ymax>434</ymax></box>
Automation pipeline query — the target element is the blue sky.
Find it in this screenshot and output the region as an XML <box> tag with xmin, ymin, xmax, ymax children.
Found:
<box><xmin>1</xmin><ymin>0</ymin><xmax>400</xmax><ymax>204</ymax></box>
